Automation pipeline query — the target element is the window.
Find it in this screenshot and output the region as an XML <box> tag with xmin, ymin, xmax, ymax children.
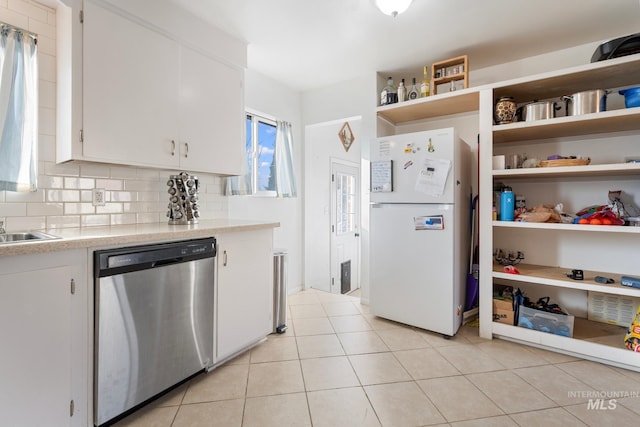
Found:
<box><xmin>246</xmin><ymin>114</ymin><xmax>277</xmax><ymax>195</ymax></box>
<box><xmin>335</xmin><ymin>171</ymin><xmax>356</xmax><ymax>235</ymax></box>
<box><xmin>226</xmin><ymin>113</ymin><xmax>296</xmax><ymax>198</ymax></box>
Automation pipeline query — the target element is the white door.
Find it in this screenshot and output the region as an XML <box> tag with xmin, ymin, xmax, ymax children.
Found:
<box><xmin>330</xmin><ymin>160</ymin><xmax>360</xmax><ymax>294</ymax></box>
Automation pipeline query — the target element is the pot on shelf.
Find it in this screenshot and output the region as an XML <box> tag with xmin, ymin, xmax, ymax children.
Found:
<box><xmin>562</xmin><ymin>89</ymin><xmax>609</xmax><ymax>116</ymax></box>
<box><xmin>518</xmin><ymin>100</ymin><xmax>561</xmax><ymax>121</ymax></box>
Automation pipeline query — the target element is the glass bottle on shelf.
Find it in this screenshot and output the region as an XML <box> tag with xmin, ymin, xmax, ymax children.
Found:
<box><xmin>380</xmin><ymin>76</ymin><xmax>397</xmax><ymax>106</ymax></box>
<box><xmin>397</xmin><ymin>79</ymin><xmax>407</xmax><ymax>103</ymax></box>
<box><xmin>407</xmin><ymin>77</ymin><xmax>419</xmax><ymax>100</ymax></box>
<box><xmin>420</xmin><ymin>66</ymin><xmax>430</xmax><ymax>98</ymax></box>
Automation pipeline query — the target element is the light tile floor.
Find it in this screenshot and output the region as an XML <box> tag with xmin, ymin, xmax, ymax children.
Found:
<box><xmin>115</xmin><ymin>288</ymin><xmax>640</xmax><ymax>427</ymax></box>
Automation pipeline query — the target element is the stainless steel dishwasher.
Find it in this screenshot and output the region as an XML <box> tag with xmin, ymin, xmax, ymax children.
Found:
<box><xmin>94</xmin><ymin>238</ymin><xmax>216</xmax><ymax>426</ymax></box>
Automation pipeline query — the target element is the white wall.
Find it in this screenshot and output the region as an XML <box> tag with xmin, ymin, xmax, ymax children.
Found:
<box><xmin>304</xmin><ymin>118</ymin><xmax>362</xmax><ymax>293</ymax></box>
<box><xmin>229</xmin><ymin>69</ymin><xmax>304</xmax><ymax>293</ymax></box>
<box><xmin>302</xmin><ymin>74</ymin><xmax>377</xmax><ymax>302</ymax></box>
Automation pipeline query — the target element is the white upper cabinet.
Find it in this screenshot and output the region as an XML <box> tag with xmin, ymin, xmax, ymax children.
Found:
<box><xmin>82</xmin><ymin>0</ymin><xmax>180</xmax><ymax>168</ymax></box>
<box><xmin>179</xmin><ymin>47</ymin><xmax>244</xmax><ymax>175</ymax></box>
<box><xmin>57</xmin><ymin>0</ymin><xmax>245</xmax><ymax>175</ymax></box>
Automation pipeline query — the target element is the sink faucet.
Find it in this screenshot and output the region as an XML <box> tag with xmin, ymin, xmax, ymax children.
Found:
<box><xmin>0</xmin><ymin>221</ymin><xmax>4</xmax><ymax>234</ymax></box>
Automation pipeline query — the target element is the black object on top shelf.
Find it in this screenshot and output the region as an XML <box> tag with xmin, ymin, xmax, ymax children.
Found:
<box><xmin>591</xmin><ymin>33</ymin><xmax>640</xmax><ymax>62</ymax></box>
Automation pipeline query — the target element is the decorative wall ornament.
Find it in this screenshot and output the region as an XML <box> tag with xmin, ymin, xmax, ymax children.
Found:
<box><xmin>339</xmin><ymin>122</ymin><xmax>355</xmax><ymax>152</ymax></box>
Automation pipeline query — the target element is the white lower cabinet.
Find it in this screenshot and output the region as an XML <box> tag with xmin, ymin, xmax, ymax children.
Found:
<box><xmin>215</xmin><ymin>229</ymin><xmax>274</xmax><ymax>361</ymax></box>
<box><xmin>0</xmin><ymin>250</ymin><xmax>88</xmax><ymax>427</ymax></box>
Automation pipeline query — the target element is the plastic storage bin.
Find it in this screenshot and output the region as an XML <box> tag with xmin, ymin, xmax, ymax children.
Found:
<box><xmin>517</xmin><ymin>305</ymin><xmax>574</xmax><ymax>337</ymax></box>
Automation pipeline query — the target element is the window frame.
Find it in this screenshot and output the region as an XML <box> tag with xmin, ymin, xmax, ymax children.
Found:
<box><xmin>246</xmin><ymin>112</ymin><xmax>278</xmax><ymax>197</ymax></box>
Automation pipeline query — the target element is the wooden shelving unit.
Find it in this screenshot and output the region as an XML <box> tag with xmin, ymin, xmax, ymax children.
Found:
<box><xmin>480</xmin><ymin>54</ymin><xmax>640</xmax><ymax>372</ymax></box>
<box><xmin>431</xmin><ymin>55</ymin><xmax>468</xmax><ymax>95</ymax></box>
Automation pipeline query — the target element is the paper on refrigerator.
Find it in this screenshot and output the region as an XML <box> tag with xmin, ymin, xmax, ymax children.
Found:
<box><xmin>415</xmin><ymin>158</ymin><xmax>451</xmax><ymax>196</ymax></box>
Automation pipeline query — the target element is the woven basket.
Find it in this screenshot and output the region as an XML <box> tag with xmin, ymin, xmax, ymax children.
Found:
<box><xmin>539</xmin><ymin>158</ymin><xmax>591</xmax><ymax>167</ymax></box>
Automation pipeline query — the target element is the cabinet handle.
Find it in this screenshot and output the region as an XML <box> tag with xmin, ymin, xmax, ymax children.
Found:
<box><xmin>223</xmin><ymin>250</ymin><xmax>227</xmax><ymax>266</ymax></box>
<box><xmin>184</xmin><ymin>142</ymin><xmax>189</xmax><ymax>158</ymax></box>
<box><xmin>171</xmin><ymin>140</ymin><xmax>176</xmax><ymax>156</ymax></box>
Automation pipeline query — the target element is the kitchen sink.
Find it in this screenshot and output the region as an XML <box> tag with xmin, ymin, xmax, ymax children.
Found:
<box><xmin>0</xmin><ymin>231</ymin><xmax>60</xmax><ymax>244</ymax></box>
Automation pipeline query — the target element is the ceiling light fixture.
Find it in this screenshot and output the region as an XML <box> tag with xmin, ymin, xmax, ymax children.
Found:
<box><xmin>375</xmin><ymin>0</ymin><xmax>413</xmax><ymax>17</ymax></box>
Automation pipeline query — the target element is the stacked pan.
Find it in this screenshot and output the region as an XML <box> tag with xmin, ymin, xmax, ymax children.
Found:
<box><xmin>167</xmin><ymin>172</ymin><xmax>200</xmax><ymax>224</ymax></box>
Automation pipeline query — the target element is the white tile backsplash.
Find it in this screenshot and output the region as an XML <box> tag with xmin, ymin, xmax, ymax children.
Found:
<box><xmin>9</xmin><ymin>0</ymin><xmax>48</xmax><ymax>22</ymax></box>
<box><xmin>0</xmin><ymin>202</ymin><xmax>27</xmax><ymax>216</ymax></box>
<box><xmin>81</xmin><ymin>214</ymin><xmax>110</xmax><ymax>227</ymax></box>
<box><xmin>95</xmin><ymin>178</ymin><xmax>123</xmax><ymax>191</ymax></box>
<box><xmin>64</xmin><ymin>177</ymin><xmax>95</xmax><ymax>190</ymax></box>
<box><xmin>5</xmin><ymin>189</ymin><xmax>45</xmax><ymax>203</ymax></box>
<box><xmin>46</xmin><ymin>215</ymin><xmax>80</xmax><ymax>229</ymax></box>
<box><xmin>38</xmin><ymin>52</ymin><xmax>55</xmax><ymax>82</ymax></box>
<box><xmin>0</xmin><ymin>7</ymin><xmax>29</xmax><ymax>28</ymax></box>
<box><xmin>27</xmin><ymin>202</ymin><xmax>63</xmax><ymax>216</ymax></box>
<box><xmin>64</xmin><ymin>203</ymin><xmax>95</xmax><ymax>215</ymax></box>
<box><xmin>80</xmin><ymin>164</ymin><xmax>111</xmax><ymax>179</ymax></box>
<box><xmin>6</xmin><ymin>216</ymin><xmax>46</xmax><ymax>231</ymax></box>
<box><xmin>39</xmin><ymin>106</ymin><xmax>55</xmax><ymax>135</ymax></box>
<box><xmin>39</xmin><ymin>80</ymin><xmax>55</xmax><ymax>109</ymax></box>
<box><xmin>0</xmin><ymin>1</ymin><xmax>230</xmax><ymax>233</ymax></box>
<box><xmin>44</xmin><ymin>162</ymin><xmax>80</xmax><ymax>177</ymax></box>
<box><xmin>46</xmin><ymin>189</ymin><xmax>80</xmax><ymax>203</ymax></box>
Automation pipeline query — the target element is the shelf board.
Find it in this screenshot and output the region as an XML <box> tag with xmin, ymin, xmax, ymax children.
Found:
<box><xmin>492</xmin><ymin>53</ymin><xmax>640</xmax><ymax>101</ymax></box>
<box><xmin>491</xmin><ymin>320</ymin><xmax>639</xmax><ymax>370</ymax></box>
<box><xmin>492</xmin><ymin>106</ymin><xmax>640</xmax><ymax>143</ymax></box>
<box><xmin>493</xmin><ymin>162</ymin><xmax>640</xmax><ymax>179</ymax></box>
<box><xmin>493</xmin><ymin>220</ymin><xmax>640</xmax><ymax>234</ymax></box>
<box><xmin>376</xmin><ymin>87</ymin><xmax>479</xmax><ymax>125</ymax></box>
<box><xmin>432</xmin><ymin>73</ymin><xmax>466</xmax><ymax>85</ymax></box>
<box><xmin>492</xmin><ymin>263</ymin><xmax>640</xmax><ymax>297</ymax></box>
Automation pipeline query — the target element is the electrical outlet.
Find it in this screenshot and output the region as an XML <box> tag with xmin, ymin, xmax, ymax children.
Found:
<box><xmin>92</xmin><ymin>188</ymin><xmax>106</xmax><ymax>206</ymax></box>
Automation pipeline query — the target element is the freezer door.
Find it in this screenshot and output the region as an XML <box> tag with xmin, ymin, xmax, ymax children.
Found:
<box><xmin>370</xmin><ymin>203</ymin><xmax>462</xmax><ymax>336</ymax></box>
<box><xmin>370</xmin><ymin>129</ymin><xmax>456</xmax><ymax>204</ymax></box>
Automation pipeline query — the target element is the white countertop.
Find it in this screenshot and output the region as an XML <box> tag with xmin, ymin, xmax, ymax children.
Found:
<box><xmin>0</xmin><ymin>219</ymin><xmax>280</xmax><ymax>257</ymax></box>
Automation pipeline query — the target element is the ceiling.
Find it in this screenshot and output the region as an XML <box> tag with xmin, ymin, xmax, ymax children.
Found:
<box><xmin>167</xmin><ymin>0</ymin><xmax>640</xmax><ymax>92</ymax></box>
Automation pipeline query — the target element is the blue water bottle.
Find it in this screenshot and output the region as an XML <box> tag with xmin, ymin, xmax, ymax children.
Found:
<box><xmin>500</xmin><ymin>186</ymin><xmax>514</xmax><ymax>221</ymax></box>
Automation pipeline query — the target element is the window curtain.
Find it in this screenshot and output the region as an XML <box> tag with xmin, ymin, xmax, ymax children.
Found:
<box><xmin>0</xmin><ymin>24</ymin><xmax>38</xmax><ymax>192</ymax></box>
<box><xmin>274</xmin><ymin>120</ymin><xmax>297</xmax><ymax>197</ymax></box>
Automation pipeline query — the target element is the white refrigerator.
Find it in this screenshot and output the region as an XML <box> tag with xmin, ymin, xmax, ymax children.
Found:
<box><xmin>369</xmin><ymin>128</ymin><xmax>470</xmax><ymax>337</ymax></box>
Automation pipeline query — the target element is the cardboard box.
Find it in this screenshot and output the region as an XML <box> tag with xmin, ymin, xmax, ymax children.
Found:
<box><xmin>493</xmin><ymin>298</ymin><xmax>514</xmax><ymax>325</ymax></box>
<box><xmin>517</xmin><ymin>305</ymin><xmax>574</xmax><ymax>337</ymax></box>
<box><xmin>588</xmin><ymin>291</ymin><xmax>639</xmax><ymax>327</ymax></box>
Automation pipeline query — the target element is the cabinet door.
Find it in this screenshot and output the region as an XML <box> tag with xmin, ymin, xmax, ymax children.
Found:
<box><xmin>0</xmin><ymin>266</ymin><xmax>72</xmax><ymax>426</ymax></box>
<box><xmin>83</xmin><ymin>0</ymin><xmax>179</xmax><ymax>168</ymax></box>
<box><xmin>179</xmin><ymin>47</ymin><xmax>244</xmax><ymax>175</ymax></box>
<box><xmin>216</xmin><ymin>229</ymin><xmax>273</xmax><ymax>360</ymax></box>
